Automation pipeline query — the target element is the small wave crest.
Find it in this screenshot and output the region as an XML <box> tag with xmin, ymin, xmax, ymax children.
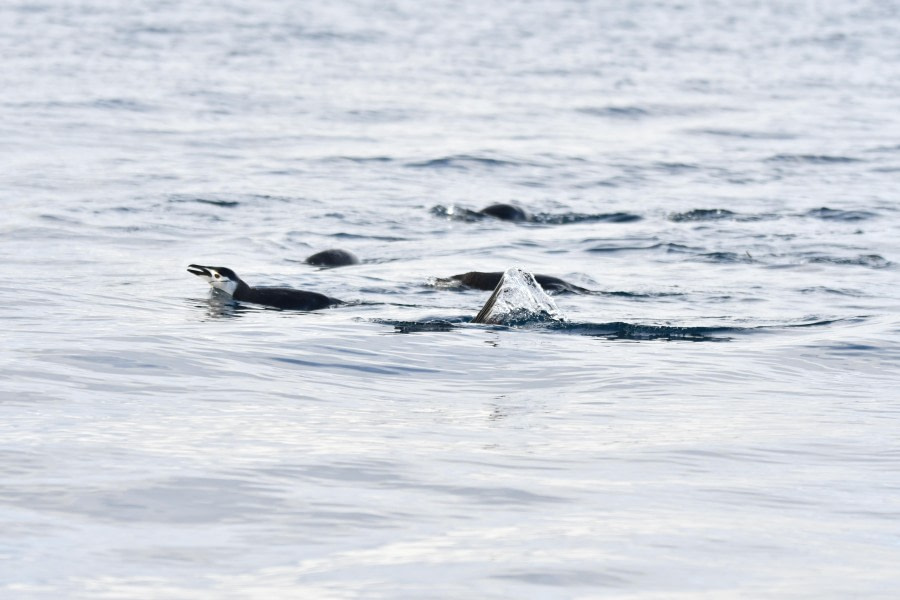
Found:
<box><xmin>430</xmin><ymin>205</ymin><xmax>489</xmax><ymax>222</ymax></box>
<box><xmin>382</xmin><ymin>318</ymin><xmax>736</xmax><ymax>341</ymax></box>
<box><xmin>688</xmin><ymin>128</ymin><xmax>796</xmax><ymax>140</ymax></box>
<box><xmin>382</xmin><ymin>318</ymin><xmax>845</xmax><ymax>341</ymax></box>
<box><xmin>168</xmin><ymin>193</ymin><xmax>293</xmax><ymax>208</ymax></box>
<box><xmin>407</xmin><ymin>155</ymin><xmax>525</xmax><ymax>170</ymax></box>
<box><xmin>805</xmin><ymin>207</ymin><xmax>877</xmax><ymax>221</ymax></box>
<box><xmin>532</xmin><ymin>212</ymin><xmax>641</xmax><ymax>224</ymax></box>
<box><xmin>669</xmin><ymin>208</ymin><xmax>777</xmax><ymax>222</ymax></box>
<box><xmin>575</xmin><ymin>106</ymin><xmax>650</xmax><ymax>119</ymax></box>
<box><xmin>669</xmin><ymin>208</ymin><xmax>737</xmax><ymax>222</ymax></box>
<box><xmin>697</xmin><ymin>251</ymin><xmax>756</xmax><ymax>264</ymax></box>
<box><xmin>765</xmin><ymin>154</ymin><xmax>861</xmax><ymax>164</ymax></box>
<box><xmin>670</xmin><ymin>207</ymin><xmax>877</xmax><ymax>223</ymax></box>
<box><xmin>587</xmin><ymin>242</ymin><xmax>699</xmax><ymax>254</ymax></box>
<box><xmin>804</xmin><ymin>254</ymin><xmax>891</xmax><ymax>268</ymax></box>
<box><xmin>549</xmin><ymin>321</ymin><xmax>735</xmax><ymax>341</ymax></box>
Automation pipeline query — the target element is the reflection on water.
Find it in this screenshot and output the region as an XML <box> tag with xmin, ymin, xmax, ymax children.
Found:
<box><xmin>188</xmin><ymin>297</ymin><xmax>245</xmax><ymax>320</ymax></box>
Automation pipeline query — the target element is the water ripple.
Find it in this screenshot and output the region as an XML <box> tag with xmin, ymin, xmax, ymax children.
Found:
<box><xmin>766</xmin><ymin>154</ymin><xmax>862</xmax><ymax>164</ymax></box>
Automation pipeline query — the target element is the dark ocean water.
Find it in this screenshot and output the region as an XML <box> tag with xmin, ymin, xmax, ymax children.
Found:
<box><xmin>2</xmin><ymin>1</ymin><xmax>900</xmax><ymax>597</ymax></box>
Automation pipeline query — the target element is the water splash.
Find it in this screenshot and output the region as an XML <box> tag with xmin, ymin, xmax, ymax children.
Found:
<box><xmin>472</xmin><ymin>267</ymin><xmax>566</xmax><ymax>325</ymax></box>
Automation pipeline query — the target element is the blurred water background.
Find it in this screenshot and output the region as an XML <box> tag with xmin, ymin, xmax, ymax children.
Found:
<box><xmin>2</xmin><ymin>0</ymin><xmax>899</xmax><ymax>597</ymax></box>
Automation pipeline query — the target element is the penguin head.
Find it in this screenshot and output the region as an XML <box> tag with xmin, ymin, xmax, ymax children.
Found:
<box><xmin>187</xmin><ymin>264</ymin><xmax>241</xmax><ymax>296</ymax></box>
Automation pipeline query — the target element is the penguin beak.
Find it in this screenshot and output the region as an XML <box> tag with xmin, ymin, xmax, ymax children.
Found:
<box><xmin>187</xmin><ymin>264</ymin><xmax>212</xmax><ymax>278</ymax></box>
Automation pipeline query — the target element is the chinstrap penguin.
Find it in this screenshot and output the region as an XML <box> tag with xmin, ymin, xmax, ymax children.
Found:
<box><xmin>187</xmin><ymin>264</ymin><xmax>342</xmax><ymax>310</ymax></box>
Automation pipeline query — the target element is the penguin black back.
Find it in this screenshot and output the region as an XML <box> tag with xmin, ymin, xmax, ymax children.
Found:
<box><xmin>305</xmin><ymin>249</ymin><xmax>360</xmax><ymax>268</ymax></box>
<box><xmin>478</xmin><ymin>203</ymin><xmax>530</xmax><ymax>222</ymax></box>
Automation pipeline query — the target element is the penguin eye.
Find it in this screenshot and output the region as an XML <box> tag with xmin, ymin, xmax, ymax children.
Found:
<box><xmin>214</xmin><ymin>274</ymin><xmax>221</xmax><ymax>279</ymax></box>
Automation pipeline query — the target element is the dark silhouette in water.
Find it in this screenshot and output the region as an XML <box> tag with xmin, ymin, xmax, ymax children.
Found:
<box><xmin>478</xmin><ymin>203</ymin><xmax>529</xmax><ymax>222</ymax></box>
<box><xmin>437</xmin><ymin>271</ymin><xmax>591</xmax><ymax>294</ymax></box>
<box><xmin>187</xmin><ymin>264</ymin><xmax>342</xmax><ymax>310</ymax></box>
<box><xmin>431</xmin><ymin>204</ymin><xmax>641</xmax><ymax>224</ymax></box>
<box><xmin>305</xmin><ymin>249</ymin><xmax>360</xmax><ymax>267</ymax></box>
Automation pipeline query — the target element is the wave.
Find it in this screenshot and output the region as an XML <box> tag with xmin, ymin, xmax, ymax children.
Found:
<box><xmin>184</xmin><ymin>198</ymin><xmax>241</xmax><ymax>208</ymax></box>
<box><xmin>533</xmin><ymin>211</ymin><xmax>641</xmax><ymax>224</ymax></box>
<box><xmin>803</xmin><ymin>254</ymin><xmax>891</xmax><ymax>268</ymax></box>
<box><xmin>696</xmin><ymin>251</ymin><xmax>756</xmax><ymax>263</ymax></box>
<box><xmin>585</xmin><ymin>240</ymin><xmax>889</xmax><ymax>269</ymax></box>
<box><xmin>669</xmin><ymin>208</ymin><xmax>738</xmax><ymax>222</ymax></box>
<box><xmin>329</xmin><ymin>232</ymin><xmax>408</xmax><ymax>241</ymax></box>
<box><xmin>804</xmin><ymin>207</ymin><xmax>877</xmax><ymax>221</ymax></box>
<box><xmin>688</xmin><ymin>128</ymin><xmax>796</xmax><ymax>140</ymax></box>
<box><xmin>381</xmin><ymin>319</ymin><xmax>736</xmax><ymax>341</ymax></box>
<box><xmin>380</xmin><ymin>317</ymin><xmax>845</xmax><ymax>341</ymax></box>
<box><xmin>167</xmin><ymin>193</ymin><xmax>294</xmax><ymax>208</ymax></box>
<box><xmin>548</xmin><ymin>321</ymin><xmax>737</xmax><ymax>341</ymax></box>
<box><xmin>669</xmin><ymin>207</ymin><xmax>877</xmax><ymax>223</ymax></box>
<box><xmin>799</xmin><ymin>286</ymin><xmax>865</xmax><ymax>297</ymax></box>
<box><xmin>691</xmin><ymin>251</ymin><xmax>888</xmax><ymax>268</ymax></box>
<box><xmin>575</xmin><ymin>106</ymin><xmax>650</xmax><ymax>119</ymax></box>
<box><xmin>407</xmin><ymin>155</ymin><xmax>527</xmax><ymax>170</ymax></box>
<box><xmin>587</xmin><ymin>242</ymin><xmax>698</xmax><ymax>254</ymax></box>
<box><xmin>93</xmin><ymin>98</ymin><xmax>156</xmax><ymax>112</ymax></box>
<box><xmin>323</xmin><ymin>155</ymin><xmax>395</xmax><ymax>164</ymax></box>
<box><xmin>669</xmin><ymin>208</ymin><xmax>779</xmax><ymax>222</ymax></box>
<box><xmin>765</xmin><ymin>154</ymin><xmax>861</xmax><ymax>164</ymax></box>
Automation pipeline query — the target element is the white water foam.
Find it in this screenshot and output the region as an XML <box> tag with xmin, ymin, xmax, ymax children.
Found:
<box><xmin>472</xmin><ymin>267</ymin><xmax>567</xmax><ymax>325</ymax></box>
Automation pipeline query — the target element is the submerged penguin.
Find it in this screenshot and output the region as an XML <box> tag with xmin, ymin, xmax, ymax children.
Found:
<box><xmin>478</xmin><ymin>203</ymin><xmax>530</xmax><ymax>222</ymax></box>
<box><xmin>305</xmin><ymin>249</ymin><xmax>360</xmax><ymax>268</ymax></box>
<box><xmin>187</xmin><ymin>264</ymin><xmax>342</xmax><ymax>311</ymax></box>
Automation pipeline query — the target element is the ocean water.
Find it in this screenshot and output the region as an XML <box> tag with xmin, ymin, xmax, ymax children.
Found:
<box><xmin>2</xmin><ymin>0</ymin><xmax>900</xmax><ymax>597</ymax></box>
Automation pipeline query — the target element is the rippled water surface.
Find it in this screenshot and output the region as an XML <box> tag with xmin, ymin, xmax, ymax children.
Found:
<box><xmin>3</xmin><ymin>1</ymin><xmax>900</xmax><ymax>597</ymax></box>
